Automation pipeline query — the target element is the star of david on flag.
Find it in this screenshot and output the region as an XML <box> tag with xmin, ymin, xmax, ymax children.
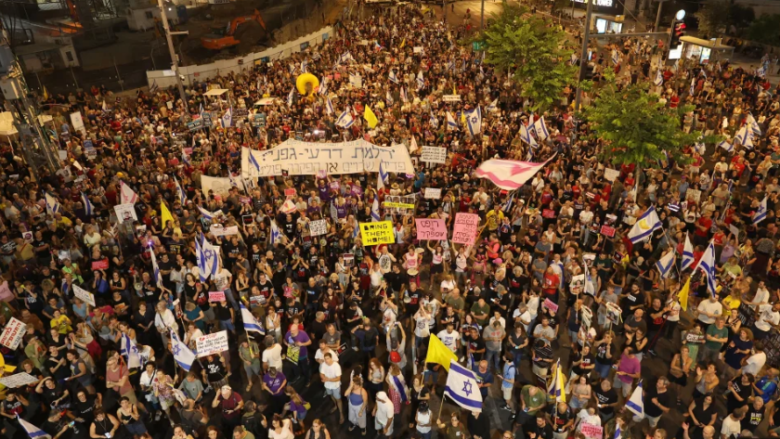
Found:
<box><xmin>444</xmin><ymin>359</ymin><xmax>483</xmax><ymax>413</ymax></box>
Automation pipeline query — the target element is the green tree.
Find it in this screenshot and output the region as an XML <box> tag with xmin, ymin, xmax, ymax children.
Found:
<box><xmin>694</xmin><ymin>0</ymin><xmax>732</xmax><ymax>37</ymax></box>
<box><xmin>581</xmin><ymin>77</ymin><xmax>701</xmax><ymax>168</ymax></box>
<box><xmin>481</xmin><ymin>4</ymin><xmax>577</xmax><ymax>111</ymax></box>
<box><xmin>747</xmin><ymin>14</ymin><xmax>780</xmax><ymax>46</ymax></box>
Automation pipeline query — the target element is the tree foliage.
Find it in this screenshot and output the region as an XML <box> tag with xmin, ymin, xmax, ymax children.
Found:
<box><xmin>581</xmin><ymin>76</ymin><xmax>700</xmax><ymax>169</ymax></box>
<box><xmin>695</xmin><ymin>0</ymin><xmax>755</xmax><ymax>37</ymax></box>
<box><xmin>481</xmin><ymin>4</ymin><xmax>577</xmax><ymax>111</ymax></box>
<box><xmin>747</xmin><ymin>14</ymin><xmax>780</xmax><ymax>46</ymax></box>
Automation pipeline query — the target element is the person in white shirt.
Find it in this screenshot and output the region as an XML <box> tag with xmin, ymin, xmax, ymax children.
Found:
<box><xmin>741</xmin><ymin>343</ymin><xmax>767</xmax><ymax>377</ymax></box>
<box><xmin>373</xmin><ymin>391</ymin><xmax>395</xmax><ymax>437</ymax></box>
<box><xmin>720</xmin><ymin>407</ymin><xmax>746</xmax><ymax>438</ymax></box>
<box><xmin>262</xmin><ymin>335</ymin><xmax>283</xmax><ymax>372</ymax></box>
<box><xmin>436</xmin><ymin>324</ymin><xmax>461</xmax><ymax>353</ymax></box>
<box><xmin>746</xmin><ymin>282</ymin><xmax>771</xmax><ymax>311</ymax></box>
<box><xmin>696</xmin><ymin>296</ymin><xmax>722</xmax><ymax>326</ymax></box>
<box><xmin>319</xmin><ymin>353</ymin><xmax>343</xmax><ymax>424</ymax></box>
<box><xmin>154</xmin><ymin>301</ymin><xmax>178</xmax><ymax>346</ymax></box>
<box><xmin>753</xmin><ymin>303</ymin><xmax>780</xmax><ymax>339</ymax></box>
<box><xmin>314</xmin><ymin>339</ymin><xmax>339</xmax><ymax>364</ymax></box>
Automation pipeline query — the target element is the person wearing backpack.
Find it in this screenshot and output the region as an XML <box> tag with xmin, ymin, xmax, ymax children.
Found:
<box><xmin>178</xmin><ymin>398</ymin><xmax>208</xmax><ymax>438</ymax></box>
<box><xmin>496</xmin><ymin>351</ymin><xmax>517</xmax><ymax>413</ymax></box>
<box><xmin>241</xmin><ymin>401</ymin><xmax>267</xmax><ymax>439</ymax></box>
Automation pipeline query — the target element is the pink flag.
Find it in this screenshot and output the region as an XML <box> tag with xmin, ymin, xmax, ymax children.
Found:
<box><xmin>474</xmin><ymin>156</ymin><xmax>556</xmax><ymax>190</ymax></box>
<box><xmin>120</xmin><ymin>181</ymin><xmax>139</xmax><ymax>204</ymax></box>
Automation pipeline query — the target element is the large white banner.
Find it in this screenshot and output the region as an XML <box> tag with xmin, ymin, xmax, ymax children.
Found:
<box><xmin>201</xmin><ymin>176</ymin><xmax>234</xmax><ymax>197</ymax></box>
<box><xmin>241</xmin><ymin>139</ymin><xmax>415</xmax><ymax>178</ymax></box>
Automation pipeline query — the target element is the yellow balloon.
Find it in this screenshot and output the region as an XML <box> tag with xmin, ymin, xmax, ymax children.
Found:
<box><xmin>296</xmin><ymin>73</ymin><xmax>320</xmax><ymax>96</ymax></box>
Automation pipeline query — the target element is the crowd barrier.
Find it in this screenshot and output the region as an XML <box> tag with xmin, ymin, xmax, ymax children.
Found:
<box><xmin>145</xmin><ymin>25</ymin><xmax>334</xmax><ymax>89</ymax></box>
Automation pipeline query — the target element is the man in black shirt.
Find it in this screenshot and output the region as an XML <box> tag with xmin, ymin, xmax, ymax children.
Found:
<box><xmin>644</xmin><ymin>377</ymin><xmax>672</xmax><ymax>428</ymax></box>
<box><xmin>742</xmin><ymin>397</ymin><xmax>765</xmax><ymax>434</ymax></box>
<box><xmin>523</xmin><ymin>414</ymin><xmax>553</xmax><ymax>439</ymax></box>
<box><xmin>594</xmin><ymin>379</ymin><xmax>619</xmax><ymax>422</ymax></box>
<box><xmin>467</xmin><ymin>327</ymin><xmax>486</xmax><ymax>363</ymax></box>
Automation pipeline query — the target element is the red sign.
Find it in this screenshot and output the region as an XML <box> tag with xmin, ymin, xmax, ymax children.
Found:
<box><xmin>600</xmin><ymin>225</ymin><xmax>616</xmax><ymax>237</ymax></box>
<box><xmin>284</xmin><ymin>188</ymin><xmax>297</xmax><ymax>198</ymax></box>
<box><xmin>92</xmin><ymin>259</ymin><xmax>109</xmax><ymax>271</ymax></box>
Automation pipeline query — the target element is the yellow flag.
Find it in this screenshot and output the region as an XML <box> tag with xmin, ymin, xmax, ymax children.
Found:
<box><xmin>425</xmin><ymin>334</ymin><xmax>458</xmax><ymax>371</ymax></box>
<box><xmin>160</xmin><ymin>201</ymin><xmax>174</xmax><ymax>228</ymax></box>
<box><xmin>364</xmin><ymin>106</ymin><xmax>379</xmax><ymax>129</ymax></box>
<box><xmin>678</xmin><ymin>277</ymin><xmax>691</xmax><ymax>311</ymax></box>
<box><xmin>42</xmin><ymin>86</ymin><xmax>49</xmax><ymax>100</ymax></box>
<box><xmin>399</xmin><ymin>38</ymin><xmax>406</xmax><ymax>49</ymax></box>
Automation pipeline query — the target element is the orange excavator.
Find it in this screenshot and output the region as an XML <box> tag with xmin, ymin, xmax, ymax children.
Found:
<box><xmin>201</xmin><ymin>10</ymin><xmax>268</xmax><ymax>51</ymax></box>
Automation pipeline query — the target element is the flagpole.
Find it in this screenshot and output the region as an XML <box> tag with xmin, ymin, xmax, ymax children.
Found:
<box><xmin>436</xmin><ymin>393</ymin><xmax>447</xmax><ymax>426</ymax></box>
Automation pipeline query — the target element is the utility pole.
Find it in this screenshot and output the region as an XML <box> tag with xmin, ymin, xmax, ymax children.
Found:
<box><xmin>574</xmin><ymin>0</ymin><xmax>594</xmax><ymax>111</ymax></box>
<box><xmin>480</xmin><ymin>0</ymin><xmax>485</xmax><ymax>30</ymax></box>
<box><xmin>156</xmin><ymin>0</ymin><xmax>189</xmax><ymax>113</ymax></box>
<box><xmin>653</xmin><ymin>0</ymin><xmax>665</xmax><ymax>31</ymax></box>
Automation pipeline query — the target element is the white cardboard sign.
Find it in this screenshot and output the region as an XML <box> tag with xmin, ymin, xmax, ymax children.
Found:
<box><xmin>309</xmin><ymin>219</ymin><xmax>328</xmax><ymax>236</ymax></box>
<box><xmin>0</xmin><ymin>317</ymin><xmax>26</xmax><ymax>350</ymax></box>
<box><xmin>114</xmin><ymin>203</ymin><xmax>138</xmax><ymax>224</ymax></box>
<box><xmin>73</xmin><ymin>284</ymin><xmax>96</xmax><ymax>307</ymax></box>
<box><xmin>424</xmin><ymin>188</ymin><xmax>442</xmax><ymax>199</ymax></box>
<box><xmin>0</xmin><ymin>372</ymin><xmax>39</xmax><ymax>388</ymax></box>
<box><xmin>420</xmin><ymin>146</ymin><xmax>447</xmax><ymax>164</ymax></box>
<box><xmin>195</xmin><ymin>330</ymin><xmax>229</xmax><ymax>358</ymax></box>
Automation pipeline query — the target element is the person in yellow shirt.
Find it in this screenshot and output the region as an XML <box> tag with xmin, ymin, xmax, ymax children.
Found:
<box><xmin>485</xmin><ymin>205</ymin><xmax>504</xmax><ymax>232</ymax></box>
<box><xmin>50</xmin><ymin>309</ymin><xmax>72</xmax><ymax>334</ymax></box>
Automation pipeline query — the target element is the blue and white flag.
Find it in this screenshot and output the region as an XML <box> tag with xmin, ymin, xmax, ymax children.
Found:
<box><xmin>170</xmin><ymin>330</ymin><xmax>196</xmax><ymax>371</ymax></box>
<box><xmin>656</xmin><ymin>250</ymin><xmax>676</xmax><ymax>279</ymax></box>
<box><xmin>318</xmin><ymin>78</ymin><xmax>328</xmax><ymax>95</ymax></box>
<box><xmin>429</xmin><ymin>110</ymin><xmax>439</xmax><ymax>128</ymax></box>
<box><xmin>465</xmin><ymin>106</ymin><xmax>482</xmax><ymax>137</ymax></box>
<box><xmin>326</xmin><ymin>97</ymin><xmax>335</xmax><ymax>115</ymax></box>
<box><xmin>584</xmin><ymin>261</ymin><xmax>596</xmax><ymax>295</ymax></box>
<box><xmin>486</xmin><ymin>98</ymin><xmax>498</xmax><ymax>112</ymax></box>
<box><xmin>45</xmin><ymin>193</ymin><xmax>61</xmax><ymax>215</ymax></box>
<box><xmin>400</xmin><ymin>86</ymin><xmax>408</xmax><ymax>103</ymax></box>
<box><xmin>757</xmin><ymin>65</ymin><xmax>766</xmax><ymax>77</ymax></box>
<box><xmin>175</xmin><ymin>177</ymin><xmax>187</xmax><ymax>205</ymax></box>
<box><xmin>735</xmin><ymin>125</ymin><xmax>751</xmax><ymax>147</ymax></box>
<box><xmin>389</xmin><ymin>69</ymin><xmax>399</xmax><ymax>84</ymax></box>
<box><xmin>626</xmin><ymin>380</ymin><xmax>644</xmax><ymax>418</ymax></box>
<box><xmin>753</xmin><ymin>196</ymin><xmax>768</xmax><ymax>225</ymax></box>
<box><xmin>681</xmin><ymin>234</ymin><xmax>695</xmax><ymax>271</ymax></box>
<box><xmin>694</xmin><ymin>137</ymin><xmax>706</xmax><ymax>155</ymax></box>
<box><xmin>446</xmin><ymin>111</ymin><xmax>458</xmax><ymax>131</ymax></box>
<box><xmin>611</xmin><ymin>50</ymin><xmax>620</xmax><ymax>65</ymax></box>
<box><xmin>654</xmin><ymin>69</ymin><xmax>664</xmax><ymax>86</ymax></box>
<box><xmin>336</xmin><ymin>109</ymin><xmax>355</xmax><ymax>128</ymax></box>
<box><xmin>377</xmin><ymin>160</ymin><xmax>389</xmax><ymax>190</ymax></box>
<box><xmin>197</xmin><ymin>234</ymin><xmax>220</xmax><ymax>281</ymax></box>
<box><xmin>195</xmin><ymin>237</ymin><xmax>207</xmax><ymax>283</ymax></box>
<box><xmin>718</xmin><ymin>139</ymin><xmax>734</xmax><ymax>153</ymax></box>
<box><xmin>627</xmin><ymin>207</ymin><xmax>661</xmax><ymax>243</ymax></box>
<box><xmin>444</xmin><ymin>360</ymin><xmax>483</xmax><ymax>413</ymax></box>
<box><xmin>690</xmin><ymin>78</ymin><xmax>696</xmax><ymax>96</ymax></box>
<box><xmin>692</xmin><ymin>241</ymin><xmax>718</xmax><ymax>298</ymax></box>
<box><xmin>19</xmin><ymin>415</ymin><xmax>52</xmax><ymax>439</ymax></box>
<box><xmin>81</xmin><ymin>192</ymin><xmax>94</xmax><ymax>216</ymax></box>
<box><xmin>533</xmin><ymin>116</ymin><xmax>550</xmax><ymax>141</ymax></box>
<box><xmin>519</xmin><ymin>123</ymin><xmax>537</xmax><ymax>147</ymax></box>
<box><xmin>371</xmin><ymin>195</ymin><xmax>381</xmax><ymax>221</ymax></box>
<box><xmin>301</xmin><ymin>60</ymin><xmax>308</xmax><ymax>73</ymax></box>
<box><xmin>270</xmin><ymin>220</ymin><xmax>285</xmax><ymax>245</ymax></box>
<box><xmin>197</xmin><ymin>206</ymin><xmax>222</xmax><ymax>222</ymax></box>
<box><xmin>287</xmin><ymin>87</ymin><xmax>295</xmax><ymax>107</ymax></box>
<box><xmin>416</xmin><ymin>71</ymin><xmax>425</xmax><ymax>90</ymax></box>
<box><xmin>150</xmin><ymin>250</ymin><xmax>162</xmax><ymax>287</ymax></box>
<box><xmin>748</xmin><ymin>113</ymin><xmax>762</xmax><ymax>136</ymax></box>
<box><xmin>121</xmin><ymin>332</ymin><xmax>142</xmax><ymax>369</ymax></box>
<box><xmin>222</xmin><ymin>108</ymin><xmax>232</xmax><ymax>128</ymax></box>
<box><xmin>241</xmin><ymin>303</ymin><xmax>265</xmax><ymax>334</ymax></box>
<box><xmin>614</xmin><ymin>425</ymin><xmax>622</xmax><ymax>439</ymax></box>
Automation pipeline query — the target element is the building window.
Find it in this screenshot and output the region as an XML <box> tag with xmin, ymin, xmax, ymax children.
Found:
<box><xmin>65</xmin><ymin>51</ymin><xmax>74</xmax><ymax>62</ymax></box>
<box><xmin>145</xmin><ymin>11</ymin><xmax>154</xmax><ymax>19</ymax></box>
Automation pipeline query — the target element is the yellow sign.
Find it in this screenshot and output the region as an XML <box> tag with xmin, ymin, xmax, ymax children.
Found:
<box><xmin>359</xmin><ymin>221</ymin><xmax>395</xmax><ymax>246</ymax></box>
<box><xmin>384</xmin><ymin>201</ymin><xmax>415</xmax><ymax>209</ymax></box>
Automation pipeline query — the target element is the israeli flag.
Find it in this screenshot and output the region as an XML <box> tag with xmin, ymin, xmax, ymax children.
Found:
<box><xmin>182</xmin><ymin>148</ymin><xmax>192</xmax><ymax>166</ymax></box>
<box><xmin>200</xmin><ymin>235</ymin><xmax>220</xmax><ymax>279</ymax></box>
<box><xmin>121</xmin><ymin>332</ymin><xmax>141</xmax><ymax>369</ymax></box>
<box><xmin>627</xmin><ymin>207</ymin><xmax>661</xmax><ymax>244</ymax></box>
<box><xmin>377</xmin><ymin>160</ymin><xmax>389</xmax><ymax>190</ymax></box>
<box><xmin>735</xmin><ymin>125</ymin><xmax>750</xmax><ymax>145</ymax></box>
<box><xmin>748</xmin><ymin>113</ymin><xmax>762</xmax><ymax>136</ymax></box>
<box><xmin>694</xmin><ymin>137</ymin><xmax>706</xmax><ymax>155</ymax></box>
<box><xmin>753</xmin><ymin>196</ymin><xmax>768</xmax><ymax>225</ymax></box>
<box><xmin>389</xmin><ymin>69</ymin><xmax>399</xmax><ymax>84</ymax></box>
<box><xmin>170</xmin><ymin>330</ymin><xmax>196</xmax><ymax>371</ymax></box>
<box><xmin>287</xmin><ymin>87</ymin><xmax>295</xmax><ymax>107</ymax></box>
<box><xmin>681</xmin><ymin>234</ymin><xmax>695</xmax><ymax>271</ymax></box>
<box><xmin>584</xmin><ymin>261</ymin><xmax>596</xmax><ymax>295</ymax></box>
<box><xmin>446</xmin><ymin>111</ymin><xmax>458</xmax><ymax>131</ymax></box>
<box><xmin>655</xmin><ymin>250</ymin><xmax>676</xmax><ymax>279</ymax></box>
<box><xmin>45</xmin><ymin>193</ymin><xmax>61</xmax><ymax>215</ymax></box>
<box><xmin>197</xmin><ymin>206</ymin><xmax>222</xmax><ymax>222</ymax></box>
<box><xmin>150</xmin><ymin>250</ymin><xmax>162</xmax><ymax>287</ymax></box>
<box><xmin>465</xmin><ymin>106</ymin><xmax>482</xmax><ymax>137</ymax></box>
<box><xmin>222</xmin><ymin>108</ymin><xmax>232</xmax><ymax>128</ymax></box>
<box><xmin>371</xmin><ymin>195</ymin><xmax>381</xmax><ymax>222</ymax></box>
<box><xmin>690</xmin><ymin>78</ymin><xmax>696</xmax><ymax>96</ymax></box>
<box><xmin>718</xmin><ymin>139</ymin><xmax>734</xmax><ymax>153</ymax></box>
<box><xmin>654</xmin><ymin>69</ymin><xmax>663</xmax><ymax>86</ymax></box>
<box><xmin>400</xmin><ymin>86</ymin><xmax>408</xmax><ymax>103</ymax></box>
<box><xmin>175</xmin><ymin>177</ymin><xmax>187</xmax><ymax>205</ymax></box>
<box><xmin>692</xmin><ymin>241</ymin><xmax>718</xmax><ymax>298</ymax></box>
<box><xmin>626</xmin><ymin>380</ymin><xmax>644</xmax><ymax>418</ymax></box>
<box><xmin>318</xmin><ymin>78</ymin><xmax>328</xmax><ymax>95</ymax></box>
<box><xmin>81</xmin><ymin>192</ymin><xmax>94</xmax><ymax>216</ymax></box>
<box><xmin>614</xmin><ymin>426</ymin><xmax>622</xmax><ymax>439</ymax></box>
<box><xmin>429</xmin><ymin>110</ymin><xmax>439</xmax><ymax>128</ymax></box>
<box><xmin>611</xmin><ymin>50</ymin><xmax>620</xmax><ymax>65</ymax></box>
<box><xmin>336</xmin><ymin>109</ymin><xmax>355</xmax><ymax>128</ymax></box>
<box><xmin>19</xmin><ymin>415</ymin><xmax>52</xmax><ymax>439</ymax></box>
<box><xmin>519</xmin><ymin>123</ymin><xmax>538</xmax><ymax>147</ymax></box>
<box><xmin>533</xmin><ymin>116</ymin><xmax>550</xmax><ymax>140</ymax></box>
<box><xmin>241</xmin><ymin>303</ymin><xmax>265</xmax><ymax>334</ymax></box>
<box><xmin>326</xmin><ymin>97</ymin><xmax>335</xmax><ymax>115</ymax></box>
<box><xmin>416</xmin><ymin>71</ymin><xmax>425</xmax><ymax>90</ymax></box>
<box><xmin>757</xmin><ymin>65</ymin><xmax>766</xmax><ymax>77</ymax></box>
<box><xmin>443</xmin><ymin>360</ymin><xmax>483</xmax><ymax>413</ymax></box>
<box><xmin>301</xmin><ymin>60</ymin><xmax>308</xmax><ymax>73</ymax></box>
<box><xmin>486</xmin><ymin>98</ymin><xmax>498</xmax><ymax>112</ymax></box>
<box><xmin>195</xmin><ymin>238</ymin><xmax>207</xmax><ymax>282</ymax></box>
<box><xmin>270</xmin><ymin>220</ymin><xmax>284</xmax><ymax>245</ymax></box>
<box><xmin>387</xmin><ymin>91</ymin><xmax>395</xmax><ymax>106</ymax></box>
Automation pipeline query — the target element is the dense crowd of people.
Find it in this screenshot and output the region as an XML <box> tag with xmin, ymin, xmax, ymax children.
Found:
<box><xmin>2</xmin><ymin>2</ymin><xmax>780</xmax><ymax>439</ymax></box>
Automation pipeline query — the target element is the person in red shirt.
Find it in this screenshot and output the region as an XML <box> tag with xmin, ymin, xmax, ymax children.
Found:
<box><xmin>542</xmin><ymin>267</ymin><xmax>560</xmax><ymax>302</ymax></box>
<box><xmin>694</xmin><ymin>211</ymin><xmax>713</xmax><ymax>246</ymax></box>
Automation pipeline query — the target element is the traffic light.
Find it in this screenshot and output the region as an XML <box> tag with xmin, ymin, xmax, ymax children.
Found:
<box><xmin>670</xmin><ymin>22</ymin><xmax>686</xmax><ymax>49</ymax></box>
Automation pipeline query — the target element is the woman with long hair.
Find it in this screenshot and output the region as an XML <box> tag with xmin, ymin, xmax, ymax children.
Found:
<box><xmin>366</xmin><ymin>358</ymin><xmax>385</xmax><ymax>403</ymax></box>
<box><xmin>284</xmin><ymin>386</ymin><xmax>309</xmax><ymax>435</ymax></box>
<box><xmin>345</xmin><ymin>375</ymin><xmax>368</xmax><ymax>435</ymax></box>
<box><xmin>385</xmin><ymin>364</ymin><xmax>407</xmax><ymax>419</ymax></box>
<box><xmin>268</xmin><ymin>414</ymin><xmax>294</xmax><ymax>439</ymax></box>
<box><xmin>304</xmin><ymin>419</ymin><xmax>331</xmax><ymax>439</ymax></box>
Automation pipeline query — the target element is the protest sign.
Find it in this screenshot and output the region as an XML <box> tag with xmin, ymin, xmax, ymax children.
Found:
<box><xmin>309</xmin><ymin>219</ymin><xmax>328</xmax><ymax>236</ymax></box>
<box><xmin>0</xmin><ymin>318</ymin><xmax>26</xmax><ymax>350</ymax></box>
<box><xmin>359</xmin><ymin>221</ymin><xmax>395</xmax><ymax>246</ymax></box>
<box><xmin>452</xmin><ymin>213</ymin><xmax>480</xmax><ymax>245</ymax></box>
<box><xmin>543</xmin><ymin>298</ymin><xmax>559</xmax><ymax>313</ymax></box>
<box><xmin>284</xmin><ymin>188</ymin><xmax>297</xmax><ymax>198</ymax></box>
<box><xmin>241</xmin><ymin>139</ymin><xmax>415</xmax><ymax>178</ymax></box>
<box><xmin>415</xmin><ymin>219</ymin><xmax>448</xmax><ymax>240</ymax></box>
<box><xmin>196</xmin><ymin>330</ymin><xmax>229</xmax><ymax>358</ymax></box>
<box><xmin>0</xmin><ymin>281</ymin><xmax>13</xmax><ymax>302</ymax></box>
<box><xmin>92</xmin><ymin>259</ymin><xmax>109</xmax><ymax>271</ymax></box>
<box><xmin>603</xmin><ymin>168</ymin><xmax>620</xmax><ymax>182</ymax></box>
<box><xmin>114</xmin><ymin>203</ymin><xmax>138</xmax><ymax>224</ymax></box>
<box><xmin>209</xmin><ymin>225</ymin><xmax>240</xmax><ymax>237</ymax></box>
<box><xmin>70</xmin><ymin>112</ymin><xmax>85</xmax><ymax>134</ymax></box>
<box><xmin>413</xmin><ymin>46</ymin><xmax>423</xmax><ymax>53</ymax></box>
<box><xmin>424</xmin><ymin>188</ymin><xmax>442</xmax><ymax>199</ymax></box>
<box><xmin>0</xmin><ymin>373</ymin><xmax>39</xmax><ymax>388</ymax></box>
<box><xmin>201</xmin><ymin>176</ymin><xmax>233</xmax><ymax>196</ymax></box>
<box><xmin>442</xmin><ymin>95</ymin><xmax>461</xmax><ymax>102</ymax></box>
<box><xmin>581</xmin><ymin>423</ymin><xmax>603</xmax><ymax>439</ymax></box>
<box><xmin>600</xmin><ymin>225</ymin><xmax>616</xmax><ymax>237</ymax></box>
<box><xmin>420</xmin><ymin>146</ymin><xmax>447</xmax><ymax>164</ymax></box>
<box><xmin>209</xmin><ymin>291</ymin><xmax>226</xmax><ymax>302</ymax></box>
<box><xmin>73</xmin><ymin>284</ymin><xmax>96</xmax><ymax>307</ymax></box>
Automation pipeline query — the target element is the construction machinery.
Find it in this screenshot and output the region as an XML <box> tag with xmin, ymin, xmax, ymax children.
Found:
<box><xmin>200</xmin><ymin>9</ymin><xmax>268</xmax><ymax>51</ymax></box>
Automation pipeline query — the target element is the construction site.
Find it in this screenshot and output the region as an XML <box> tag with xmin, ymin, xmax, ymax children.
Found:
<box><xmin>0</xmin><ymin>0</ymin><xmax>342</xmax><ymax>95</ymax></box>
